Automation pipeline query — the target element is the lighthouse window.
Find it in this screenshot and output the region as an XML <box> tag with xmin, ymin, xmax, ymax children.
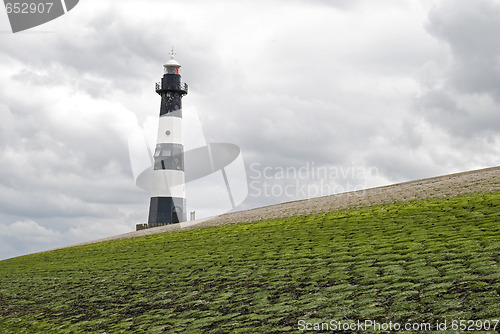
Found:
<box><xmin>167</xmin><ymin>67</ymin><xmax>178</xmax><ymax>74</ymax></box>
<box><xmin>153</xmin><ymin>146</ymin><xmax>161</xmax><ymax>157</ymax></box>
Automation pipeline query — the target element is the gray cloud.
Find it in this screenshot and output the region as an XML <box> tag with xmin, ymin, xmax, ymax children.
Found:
<box><xmin>1</xmin><ymin>0</ymin><xmax>500</xmax><ymax>259</ymax></box>
<box><xmin>414</xmin><ymin>0</ymin><xmax>500</xmax><ymax>141</ymax></box>
<box><xmin>426</xmin><ymin>0</ymin><xmax>500</xmax><ymax>99</ymax></box>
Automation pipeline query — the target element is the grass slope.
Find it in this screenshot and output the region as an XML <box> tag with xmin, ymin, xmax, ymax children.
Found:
<box><xmin>1</xmin><ymin>191</ymin><xmax>500</xmax><ymax>333</ymax></box>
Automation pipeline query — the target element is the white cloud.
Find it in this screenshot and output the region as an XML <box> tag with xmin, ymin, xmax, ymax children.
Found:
<box><xmin>67</xmin><ymin>220</ymin><xmax>131</xmax><ymax>242</ymax></box>
<box><xmin>0</xmin><ymin>220</ymin><xmax>62</xmax><ymax>244</ymax></box>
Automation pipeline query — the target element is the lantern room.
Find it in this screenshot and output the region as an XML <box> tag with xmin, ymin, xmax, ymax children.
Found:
<box><xmin>164</xmin><ymin>58</ymin><xmax>181</xmax><ymax>75</ymax></box>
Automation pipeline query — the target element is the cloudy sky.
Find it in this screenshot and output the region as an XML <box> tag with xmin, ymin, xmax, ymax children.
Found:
<box><xmin>1</xmin><ymin>0</ymin><xmax>499</xmax><ymax>260</ymax></box>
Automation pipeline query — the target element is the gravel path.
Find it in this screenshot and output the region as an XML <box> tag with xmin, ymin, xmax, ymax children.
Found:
<box><xmin>197</xmin><ymin>166</ymin><xmax>500</xmax><ymax>227</ymax></box>
<box><xmin>52</xmin><ymin>166</ymin><xmax>500</xmax><ymax>250</ymax></box>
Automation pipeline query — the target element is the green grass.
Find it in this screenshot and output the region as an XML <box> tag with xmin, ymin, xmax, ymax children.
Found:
<box><xmin>1</xmin><ymin>191</ymin><xmax>500</xmax><ymax>333</ymax></box>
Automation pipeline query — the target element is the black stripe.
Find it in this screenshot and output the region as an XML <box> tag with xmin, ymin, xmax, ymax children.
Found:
<box><xmin>153</xmin><ymin>143</ymin><xmax>184</xmax><ymax>171</ymax></box>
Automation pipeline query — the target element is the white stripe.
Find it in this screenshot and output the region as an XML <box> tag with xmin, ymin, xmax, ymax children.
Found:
<box><xmin>157</xmin><ymin>113</ymin><xmax>183</xmax><ymax>144</ymax></box>
<box><xmin>151</xmin><ymin>170</ymin><xmax>185</xmax><ymax>198</ymax></box>
<box><xmin>61</xmin><ymin>0</ymin><xmax>68</xmax><ymax>13</ymax></box>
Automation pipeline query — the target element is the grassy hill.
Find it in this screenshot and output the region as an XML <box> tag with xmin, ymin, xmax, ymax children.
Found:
<box><xmin>1</xmin><ymin>190</ymin><xmax>500</xmax><ymax>333</ymax></box>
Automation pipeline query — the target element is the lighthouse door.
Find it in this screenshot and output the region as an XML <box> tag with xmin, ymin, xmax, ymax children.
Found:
<box><xmin>172</xmin><ymin>206</ymin><xmax>182</xmax><ymax>224</ymax></box>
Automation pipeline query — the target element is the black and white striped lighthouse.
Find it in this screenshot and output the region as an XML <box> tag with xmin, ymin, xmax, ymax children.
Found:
<box><xmin>148</xmin><ymin>50</ymin><xmax>188</xmax><ymax>226</ymax></box>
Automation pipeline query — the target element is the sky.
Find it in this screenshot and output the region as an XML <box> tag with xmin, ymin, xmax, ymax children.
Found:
<box><xmin>1</xmin><ymin>0</ymin><xmax>499</xmax><ymax>260</ymax></box>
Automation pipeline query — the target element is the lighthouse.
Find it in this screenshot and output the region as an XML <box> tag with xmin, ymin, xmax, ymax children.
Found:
<box><xmin>148</xmin><ymin>50</ymin><xmax>188</xmax><ymax>227</ymax></box>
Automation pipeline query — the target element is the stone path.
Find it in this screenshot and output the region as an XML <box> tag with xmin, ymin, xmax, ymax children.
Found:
<box><xmin>197</xmin><ymin>166</ymin><xmax>500</xmax><ymax>227</ymax></box>
<box><xmin>51</xmin><ymin>166</ymin><xmax>500</xmax><ymax>250</ymax></box>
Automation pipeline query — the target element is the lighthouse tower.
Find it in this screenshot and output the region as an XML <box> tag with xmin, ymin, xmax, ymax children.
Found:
<box><xmin>148</xmin><ymin>50</ymin><xmax>188</xmax><ymax>226</ymax></box>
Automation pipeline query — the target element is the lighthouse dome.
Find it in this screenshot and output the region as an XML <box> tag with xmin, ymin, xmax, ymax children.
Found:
<box><xmin>165</xmin><ymin>58</ymin><xmax>181</xmax><ymax>67</ymax></box>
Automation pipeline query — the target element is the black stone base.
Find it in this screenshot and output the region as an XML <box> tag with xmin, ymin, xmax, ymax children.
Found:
<box><xmin>148</xmin><ymin>197</ymin><xmax>185</xmax><ymax>227</ymax></box>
